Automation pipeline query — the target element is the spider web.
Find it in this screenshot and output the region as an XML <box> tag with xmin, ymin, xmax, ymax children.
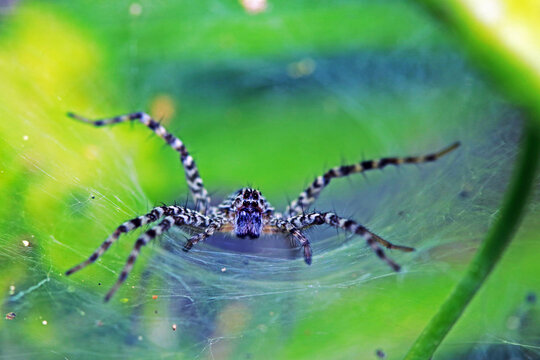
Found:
<box><xmin>1</xmin><ymin>1</ymin><xmax>539</xmax><ymax>359</ymax></box>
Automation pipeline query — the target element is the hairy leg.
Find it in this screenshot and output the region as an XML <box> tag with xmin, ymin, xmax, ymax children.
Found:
<box><xmin>271</xmin><ymin>219</ymin><xmax>312</xmax><ymax>265</ymax></box>
<box><xmin>287</xmin><ymin>212</ymin><xmax>414</xmax><ymax>271</ymax></box>
<box><xmin>284</xmin><ymin>142</ymin><xmax>460</xmax><ymax>217</ymax></box>
<box><xmin>104</xmin><ymin>211</ymin><xmax>211</xmax><ymax>302</ymax></box>
<box><xmin>68</xmin><ymin>112</ymin><xmax>211</xmax><ymax>214</ymax></box>
<box><xmin>182</xmin><ymin>218</ymin><xmax>225</xmax><ymax>252</ymax></box>
<box><xmin>66</xmin><ymin>205</ymin><xmax>193</xmax><ymax>276</ymax></box>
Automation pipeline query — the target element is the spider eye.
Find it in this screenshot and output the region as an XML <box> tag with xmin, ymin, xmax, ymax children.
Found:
<box><xmin>235</xmin><ymin>198</ymin><xmax>242</xmax><ymax>206</ymax></box>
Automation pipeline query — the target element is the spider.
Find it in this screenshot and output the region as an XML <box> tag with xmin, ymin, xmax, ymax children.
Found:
<box><xmin>65</xmin><ymin>111</ymin><xmax>460</xmax><ymax>301</ymax></box>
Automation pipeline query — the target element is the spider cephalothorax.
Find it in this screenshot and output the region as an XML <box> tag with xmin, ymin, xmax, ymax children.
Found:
<box><xmin>232</xmin><ymin>188</ymin><xmax>267</xmax><ymax>239</ymax></box>
<box><xmin>65</xmin><ymin>111</ymin><xmax>459</xmax><ymax>301</ymax></box>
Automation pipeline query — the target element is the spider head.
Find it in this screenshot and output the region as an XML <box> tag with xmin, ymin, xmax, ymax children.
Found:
<box><xmin>233</xmin><ymin>188</ymin><xmax>267</xmax><ymax>239</ymax></box>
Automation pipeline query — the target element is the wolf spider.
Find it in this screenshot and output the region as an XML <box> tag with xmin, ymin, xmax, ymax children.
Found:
<box><xmin>65</xmin><ymin>111</ymin><xmax>459</xmax><ymax>301</ymax></box>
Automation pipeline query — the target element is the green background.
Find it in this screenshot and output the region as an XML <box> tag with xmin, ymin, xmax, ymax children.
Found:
<box><xmin>0</xmin><ymin>1</ymin><xmax>538</xmax><ymax>359</ymax></box>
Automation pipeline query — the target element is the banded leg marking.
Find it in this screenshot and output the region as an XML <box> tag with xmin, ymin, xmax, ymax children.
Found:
<box><xmin>68</xmin><ymin>112</ymin><xmax>211</xmax><ymax>214</ymax></box>
<box><xmin>65</xmin><ymin>206</ymin><xmax>186</xmax><ymax>276</ymax></box>
<box><xmin>104</xmin><ymin>216</ymin><xmax>175</xmax><ymax>302</ymax></box>
<box><xmin>273</xmin><ymin>219</ymin><xmax>312</xmax><ymax>265</ymax></box>
<box><xmin>182</xmin><ymin>219</ymin><xmax>225</xmax><ymax>252</ymax></box>
<box><xmin>284</xmin><ymin>142</ymin><xmax>460</xmax><ymax>217</ymax></box>
<box><xmin>103</xmin><ymin>211</ymin><xmax>211</xmax><ymax>302</ymax></box>
<box><xmin>288</xmin><ymin>212</ymin><xmax>414</xmax><ymax>271</ymax></box>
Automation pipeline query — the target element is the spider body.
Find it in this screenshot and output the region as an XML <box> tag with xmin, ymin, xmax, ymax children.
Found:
<box><xmin>233</xmin><ymin>188</ymin><xmax>265</xmax><ymax>239</ymax></box>
<box><xmin>65</xmin><ymin>111</ymin><xmax>459</xmax><ymax>301</ymax></box>
<box><xmin>214</xmin><ymin>188</ymin><xmax>272</xmax><ymax>239</ymax></box>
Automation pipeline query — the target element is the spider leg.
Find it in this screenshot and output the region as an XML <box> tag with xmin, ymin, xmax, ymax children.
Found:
<box><xmin>271</xmin><ymin>220</ymin><xmax>312</xmax><ymax>265</ymax></box>
<box><xmin>287</xmin><ymin>212</ymin><xmax>414</xmax><ymax>271</ymax></box>
<box><xmin>182</xmin><ymin>219</ymin><xmax>225</xmax><ymax>251</ymax></box>
<box><xmin>284</xmin><ymin>142</ymin><xmax>460</xmax><ymax>217</ymax></box>
<box><xmin>104</xmin><ymin>212</ymin><xmax>210</xmax><ymax>302</ymax></box>
<box><xmin>104</xmin><ymin>216</ymin><xmax>175</xmax><ymax>302</ymax></box>
<box><xmin>65</xmin><ymin>205</ymin><xmax>188</xmax><ymax>276</ymax></box>
<box><xmin>68</xmin><ymin>112</ymin><xmax>211</xmax><ymax>214</ymax></box>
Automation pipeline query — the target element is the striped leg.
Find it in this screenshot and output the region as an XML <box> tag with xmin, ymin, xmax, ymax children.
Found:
<box><xmin>287</xmin><ymin>212</ymin><xmax>414</xmax><ymax>271</ymax></box>
<box><xmin>273</xmin><ymin>219</ymin><xmax>312</xmax><ymax>265</ymax></box>
<box><xmin>68</xmin><ymin>112</ymin><xmax>211</xmax><ymax>214</ymax></box>
<box><xmin>65</xmin><ymin>205</ymin><xmax>187</xmax><ymax>276</ymax></box>
<box><xmin>104</xmin><ymin>212</ymin><xmax>210</xmax><ymax>302</ymax></box>
<box><xmin>284</xmin><ymin>142</ymin><xmax>460</xmax><ymax>217</ymax></box>
<box><xmin>182</xmin><ymin>219</ymin><xmax>224</xmax><ymax>252</ymax></box>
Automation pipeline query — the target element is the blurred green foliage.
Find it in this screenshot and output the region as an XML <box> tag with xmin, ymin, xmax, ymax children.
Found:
<box><xmin>414</xmin><ymin>0</ymin><xmax>540</xmax><ymax>127</ymax></box>
<box><xmin>0</xmin><ymin>1</ymin><xmax>538</xmax><ymax>359</ymax></box>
